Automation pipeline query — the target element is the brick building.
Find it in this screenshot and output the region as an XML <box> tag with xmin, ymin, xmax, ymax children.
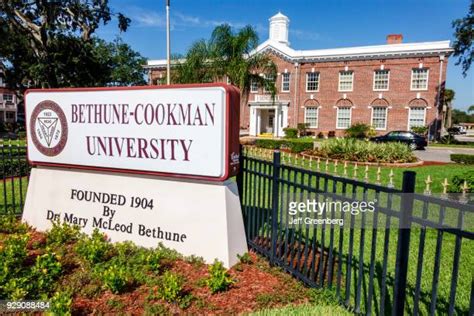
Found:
<box><xmin>145</xmin><ymin>12</ymin><xmax>453</xmax><ymax>138</ymax></box>
<box><xmin>0</xmin><ymin>66</ymin><xmax>18</xmax><ymax>124</ymax></box>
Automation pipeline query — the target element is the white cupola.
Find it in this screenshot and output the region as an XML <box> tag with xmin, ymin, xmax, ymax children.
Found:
<box><xmin>269</xmin><ymin>12</ymin><xmax>290</xmax><ymax>46</ymax></box>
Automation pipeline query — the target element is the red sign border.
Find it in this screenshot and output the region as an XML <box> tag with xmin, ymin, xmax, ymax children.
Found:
<box><xmin>25</xmin><ymin>83</ymin><xmax>241</xmax><ymax>182</ymax></box>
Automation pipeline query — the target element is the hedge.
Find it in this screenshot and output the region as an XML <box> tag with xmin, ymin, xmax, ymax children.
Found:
<box><xmin>451</xmin><ymin>154</ymin><xmax>474</xmax><ymax>164</ymax></box>
<box><xmin>255</xmin><ymin>138</ymin><xmax>313</xmax><ymax>153</ymax></box>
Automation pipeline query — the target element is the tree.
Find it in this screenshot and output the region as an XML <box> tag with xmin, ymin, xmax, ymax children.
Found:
<box><xmin>95</xmin><ymin>38</ymin><xmax>147</xmax><ymax>86</ymax></box>
<box><xmin>452</xmin><ymin>1</ymin><xmax>474</xmax><ymax>76</ymax></box>
<box><xmin>468</xmin><ymin>104</ymin><xmax>474</xmax><ymax>113</ymax></box>
<box><xmin>452</xmin><ymin>109</ymin><xmax>474</xmax><ymax>124</ymax></box>
<box><xmin>0</xmin><ymin>0</ymin><xmax>132</xmax><ymax>92</ymax></box>
<box><xmin>443</xmin><ymin>88</ymin><xmax>455</xmax><ymax>128</ymax></box>
<box><xmin>173</xmin><ymin>24</ymin><xmax>277</xmax><ymax>122</ymax></box>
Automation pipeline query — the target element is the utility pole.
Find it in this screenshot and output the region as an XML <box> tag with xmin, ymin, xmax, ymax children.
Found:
<box><xmin>166</xmin><ymin>0</ymin><xmax>171</xmax><ymax>85</ymax></box>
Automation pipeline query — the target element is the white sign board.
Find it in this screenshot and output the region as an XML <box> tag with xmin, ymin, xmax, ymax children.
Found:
<box><xmin>23</xmin><ymin>167</ymin><xmax>248</xmax><ymax>267</ymax></box>
<box><xmin>25</xmin><ymin>85</ymin><xmax>240</xmax><ymax>181</ymax></box>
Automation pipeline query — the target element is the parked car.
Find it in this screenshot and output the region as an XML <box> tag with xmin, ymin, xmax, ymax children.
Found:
<box><xmin>370</xmin><ymin>131</ymin><xmax>427</xmax><ymax>150</ymax></box>
<box><xmin>448</xmin><ymin>126</ymin><xmax>467</xmax><ymax>135</ymax></box>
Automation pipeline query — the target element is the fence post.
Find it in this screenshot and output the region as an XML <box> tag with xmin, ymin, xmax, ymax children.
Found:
<box><xmin>270</xmin><ymin>150</ymin><xmax>281</xmax><ymax>265</ymax></box>
<box><xmin>392</xmin><ymin>171</ymin><xmax>416</xmax><ymax>316</ymax></box>
<box><xmin>236</xmin><ymin>144</ymin><xmax>244</xmax><ymax>198</ymax></box>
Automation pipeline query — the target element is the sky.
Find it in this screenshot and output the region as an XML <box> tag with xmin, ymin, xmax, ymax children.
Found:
<box><xmin>98</xmin><ymin>0</ymin><xmax>473</xmax><ymax>111</ymax></box>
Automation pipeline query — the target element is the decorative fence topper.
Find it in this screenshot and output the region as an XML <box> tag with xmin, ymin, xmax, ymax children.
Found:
<box><xmin>25</xmin><ymin>84</ymin><xmax>241</xmax><ymax>181</ymax></box>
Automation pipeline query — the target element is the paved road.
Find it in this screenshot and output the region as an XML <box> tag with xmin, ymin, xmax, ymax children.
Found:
<box><xmin>415</xmin><ymin>146</ymin><xmax>474</xmax><ymax>162</ymax></box>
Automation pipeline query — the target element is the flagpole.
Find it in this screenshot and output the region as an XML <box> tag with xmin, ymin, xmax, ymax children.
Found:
<box><xmin>166</xmin><ymin>0</ymin><xmax>171</xmax><ymax>85</ymax></box>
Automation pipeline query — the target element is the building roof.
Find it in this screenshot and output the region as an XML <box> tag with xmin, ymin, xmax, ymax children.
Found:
<box><xmin>146</xmin><ymin>12</ymin><xmax>453</xmax><ymax>68</ymax></box>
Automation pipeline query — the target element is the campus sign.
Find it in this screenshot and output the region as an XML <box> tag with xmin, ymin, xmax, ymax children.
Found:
<box><xmin>23</xmin><ymin>84</ymin><xmax>247</xmax><ymax>267</ymax></box>
<box><xmin>25</xmin><ymin>84</ymin><xmax>241</xmax><ymax>181</ymax></box>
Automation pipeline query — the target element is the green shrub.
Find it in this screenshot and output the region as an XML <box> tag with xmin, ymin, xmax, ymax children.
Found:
<box><xmin>448</xmin><ymin>170</ymin><xmax>474</xmax><ymax>193</ymax></box>
<box><xmin>0</xmin><ymin>214</ymin><xmax>28</xmax><ymax>234</ymax></box>
<box><xmin>282</xmin><ymin>139</ymin><xmax>314</xmax><ymax>153</ymax></box>
<box><xmin>49</xmin><ymin>290</ymin><xmax>73</xmax><ymax>316</ymax></box>
<box><xmin>255</xmin><ymin>139</ymin><xmax>283</xmax><ymax>149</ymax></box>
<box><xmin>311</xmin><ymin>138</ymin><xmax>416</xmax><ymax>163</ymax></box>
<box><xmin>31</xmin><ymin>253</ymin><xmax>62</xmax><ymax>294</ymax></box>
<box><xmin>75</xmin><ymin>229</ymin><xmax>111</xmax><ymax>264</ymax></box>
<box><xmin>451</xmin><ymin>154</ymin><xmax>474</xmax><ymax>164</ymax></box>
<box><xmin>297</xmin><ymin>123</ymin><xmax>309</xmax><ymax>136</ymax></box>
<box><xmin>411</xmin><ymin>125</ymin><xmax>428</xmax><ymax>135</ymax></box>
<box><xmin>46</xmin><ymin>220</ymin><xmax>81</xmax><ymax>246</ymax></box>
<box><xmin>345</xmin><ymin>123</ymin><xmax>375</xmax><ymax>139</ymax></box>
<box><xmin>158</xmin><ymin>271</ymin><xmax>184</xmax><ymax>303</ymax></box>
<box><xmin>0</xmin><ymin>234</ymin><xmax>30</xmax><ymax>299</ymax></box>
<box><xmin>283</xmin><ymin>127</ymin><xmax>298</xmax><ymax>138</ymax></box>
<box><xmin>237</xmin><ymin>252</ymin><xmax>252</xmax><ymax>264</ymax></box>
<box><xmin>206</xmin><ymin>260</ymin><xmax>234</xmax><ymax>294</ymax></box>
<box><xmin>101</xmin><ymin>263</ymin><xmax>129</xmax><ymax>294</ymax></box>
<box><xmin>255</xmin><ymin>138</ymin><xmax>313</xmax><ymax>153</ymax></box>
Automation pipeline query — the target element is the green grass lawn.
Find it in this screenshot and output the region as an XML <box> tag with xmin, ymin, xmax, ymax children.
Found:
<box><xmin>0</xmin><ymin>176</ymin><xmax>28</xmax><ymax>214</ymax></box>
<box><xmin>240</xmin><ymin>153</ymin><xmax>473</xmax><ymax>315</ymax></box>
<box><xmin>429</xmin><ymin>142</ymin><xmax>474</xmax><ymax>148</ymax></box>
<box><xmin>249</xmin><ymin>303</ymin><xmax>351</xmax><ymax>315</ymax></box>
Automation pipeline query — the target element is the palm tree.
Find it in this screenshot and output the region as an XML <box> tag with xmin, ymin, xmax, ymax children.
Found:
<box><xmin>173</xmin><ymin>24</ymin><xmax>277</xmax><ymax>123</ymax></box>
<box><xmin>443</xmin><ymin>88</ymin><xmax>455</xmax><ymax>128</ymax></box>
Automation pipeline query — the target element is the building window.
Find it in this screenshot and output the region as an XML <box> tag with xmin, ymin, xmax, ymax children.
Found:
<box><xmin>371</xmin><ymin>106</ymin><xmax>388</xmax><ymax>130</ymax></box>
<box><xmin>408</xmin><ymin>107</ymin><xmax>426</xmax><ymax>129</ymax></box>
<box><xmin>6</xmin><ymin>112</ymin><xmax>15</xmax><ymax>119</ymax></box>
<box><xmin>0</xmin><ymin>77</ymin><xmax>4</xmax><ymax>87</ymax></box>
<box><xmin>304</xmin><ymin>107</ymin><xmax>319</xmax><ymax>128</ymax></box>
<box><xmin>281</xmin><ymin>73</ymin><xmax>290</xmax><ymax>92</ymax></box>
<box><xmin>263</xmin><ymin>74</ymin><xmax>275</xmax><ymax>93</ymax></box>
<box><xmin>336</xmin><ymin>107</ymin><xmax>352</xmax><ymax>129</ymax></box>
<box><xmin>3</xmin><ymin>94</ymin><xmax>13</xmax><ymax>103</ymax></box>
<box><xmin>306</xmin><ymin>72</ymin><xmax>320</xmax><ymax>92</ymax></box>
<box><xmin>411</xmin><ymin>69</ymin><xmax>429</xmax><ymax>90</ymax></box>
<box><xmin>338</xmin><ymin>71</ymin><xmax>353</xmax><ymax>91</ymax></box>
<box><xmin>373</xmin><ymin>70</ymin><xmax>390</xmax><ymax>91</ymax></box>
<box><xmin>250</xmin><ymin>79</ymin><xmax>258</xmax><ymax>93</ymax></box>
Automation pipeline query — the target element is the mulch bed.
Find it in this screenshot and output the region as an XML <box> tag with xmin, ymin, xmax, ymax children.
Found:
<box><xmin>9</xmin><ymin>229</ymin><xmax>312</xmax><ymax>315</ymax></box>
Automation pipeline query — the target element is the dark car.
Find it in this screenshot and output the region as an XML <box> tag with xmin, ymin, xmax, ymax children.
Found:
<box><xmin>370</xmin><ymin>131</ymin><xmax>427</xmax><ymax>150</ymax></box>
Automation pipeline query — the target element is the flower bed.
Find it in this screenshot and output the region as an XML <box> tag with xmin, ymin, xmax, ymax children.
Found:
<box><xmin>0</xmin><ymin>217</ymin><xmax>338</xmax><ymax>315</ymax></box>
<box><xmin>305</xmin><ymin>138</ymin><xmax>418</xmax><ymax>164</ymax></box>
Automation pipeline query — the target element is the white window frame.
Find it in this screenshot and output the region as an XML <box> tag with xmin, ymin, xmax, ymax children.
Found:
<box><xmin>281</xmin><ymin>73</ymin><xmax>290</xmax><ymax>93</ymax></box>
<box><xmin>373</xmin><ymin>70</ymin><xmax>390</xmax><ymax>91</ymax></box>
<box><xmin>410</xmin><ymin>68</ymin><xmax>429</xmax><ymax>91</ymax></box>
<box><xmin>338</xmin><ymin>71</ymin><xmax>354</xmax><ymax>92</ymax></box>
<box><xmin>407</xmin><ymin>107</ymin><xmax>426</xmax><ymax>129</ymax></box>
<box><xmin>306</xmin><ymin>72</ymin><xmax>320</xmax><ymax>92</ymax></box>
<box><xmin>336</xmin><ymin>106</ymin><xmax>352</xmax><ymax>129</ymax></box>
<box><xmin>250</xmin><ymin>79</ymin><xmax>258</xmax><ymax>93</ymax></box>
<box><xmin>263</xmin><ymin>74</ymin><xmax>275</xmax><ymax>93</ymax></box>
<box><xmin>3</xmin><ymin>94</ymin><xmax>13</xmax><ymax>103</ymax></box>
<box><xmin>371</xmin><ymin>106</ymin><xmax>388</xmax><ymax>130</ymax></box>
<box><xmin>304</xmin><ymin>106</ymin><xmax>319</xmax><ymax>128</ymax></box>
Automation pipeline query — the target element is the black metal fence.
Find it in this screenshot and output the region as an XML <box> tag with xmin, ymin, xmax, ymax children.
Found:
<box><xmin>0</xmin><ymin>140</ymin><xmax>29</xmax><ymax>215</ymax></box>
<box><xmin>237</xmin><ymin>149</ymin><xmax>473</xmax><ymax>315</ymax></box>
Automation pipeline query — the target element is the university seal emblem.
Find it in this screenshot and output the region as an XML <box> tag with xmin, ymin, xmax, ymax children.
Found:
<box><xmin>30</xmin><ymin>100</ymin><xmax>68</xmax><ymax>157</ymax></box>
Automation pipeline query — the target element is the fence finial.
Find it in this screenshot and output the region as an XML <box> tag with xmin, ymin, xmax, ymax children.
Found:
<box><xmin>388</xmin><ymin>169</ymin><xmax>394</xmax><ymax>188</ymax></box>
<box><xmin>376</xmin><ymin>167</ymin><xmax>382</xmax><ymax>185</ymax></box>
<box><xmin>309</xmin><ymin>156</ymin><xmax>313</xmax><ymax>168</ymax></box>
<box><xmin>325</xmin><ymin>159</ymin><xmax>329</xmax><ymax>173</ymax></box>
<box><xmin>343</xmin><ymin>161</ymin><xmax>348</xmax><ymax>177</ymax></box>
<box><xmin>353</xmin><ymin>163</ymin><xmax>358</xmax><ymax>179</ymax></box>
<box><xmin>442</xmin><ymin>178</ymin><xmax>449</xmax><ymax>195</ymax></box>
<box><xmin>317</xmin><ymin>157</ymin><xmax>321</xmax><ymax>171</ymax></box>
<box><xmin>364</xmin><ymin>165</ymin><xmax>369</xmax><ymax>183</ymax></box>
<box><xmin>424</xmin><ymin>175</ymin><xmax>432</xmax><ymax>195</ymax></box>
